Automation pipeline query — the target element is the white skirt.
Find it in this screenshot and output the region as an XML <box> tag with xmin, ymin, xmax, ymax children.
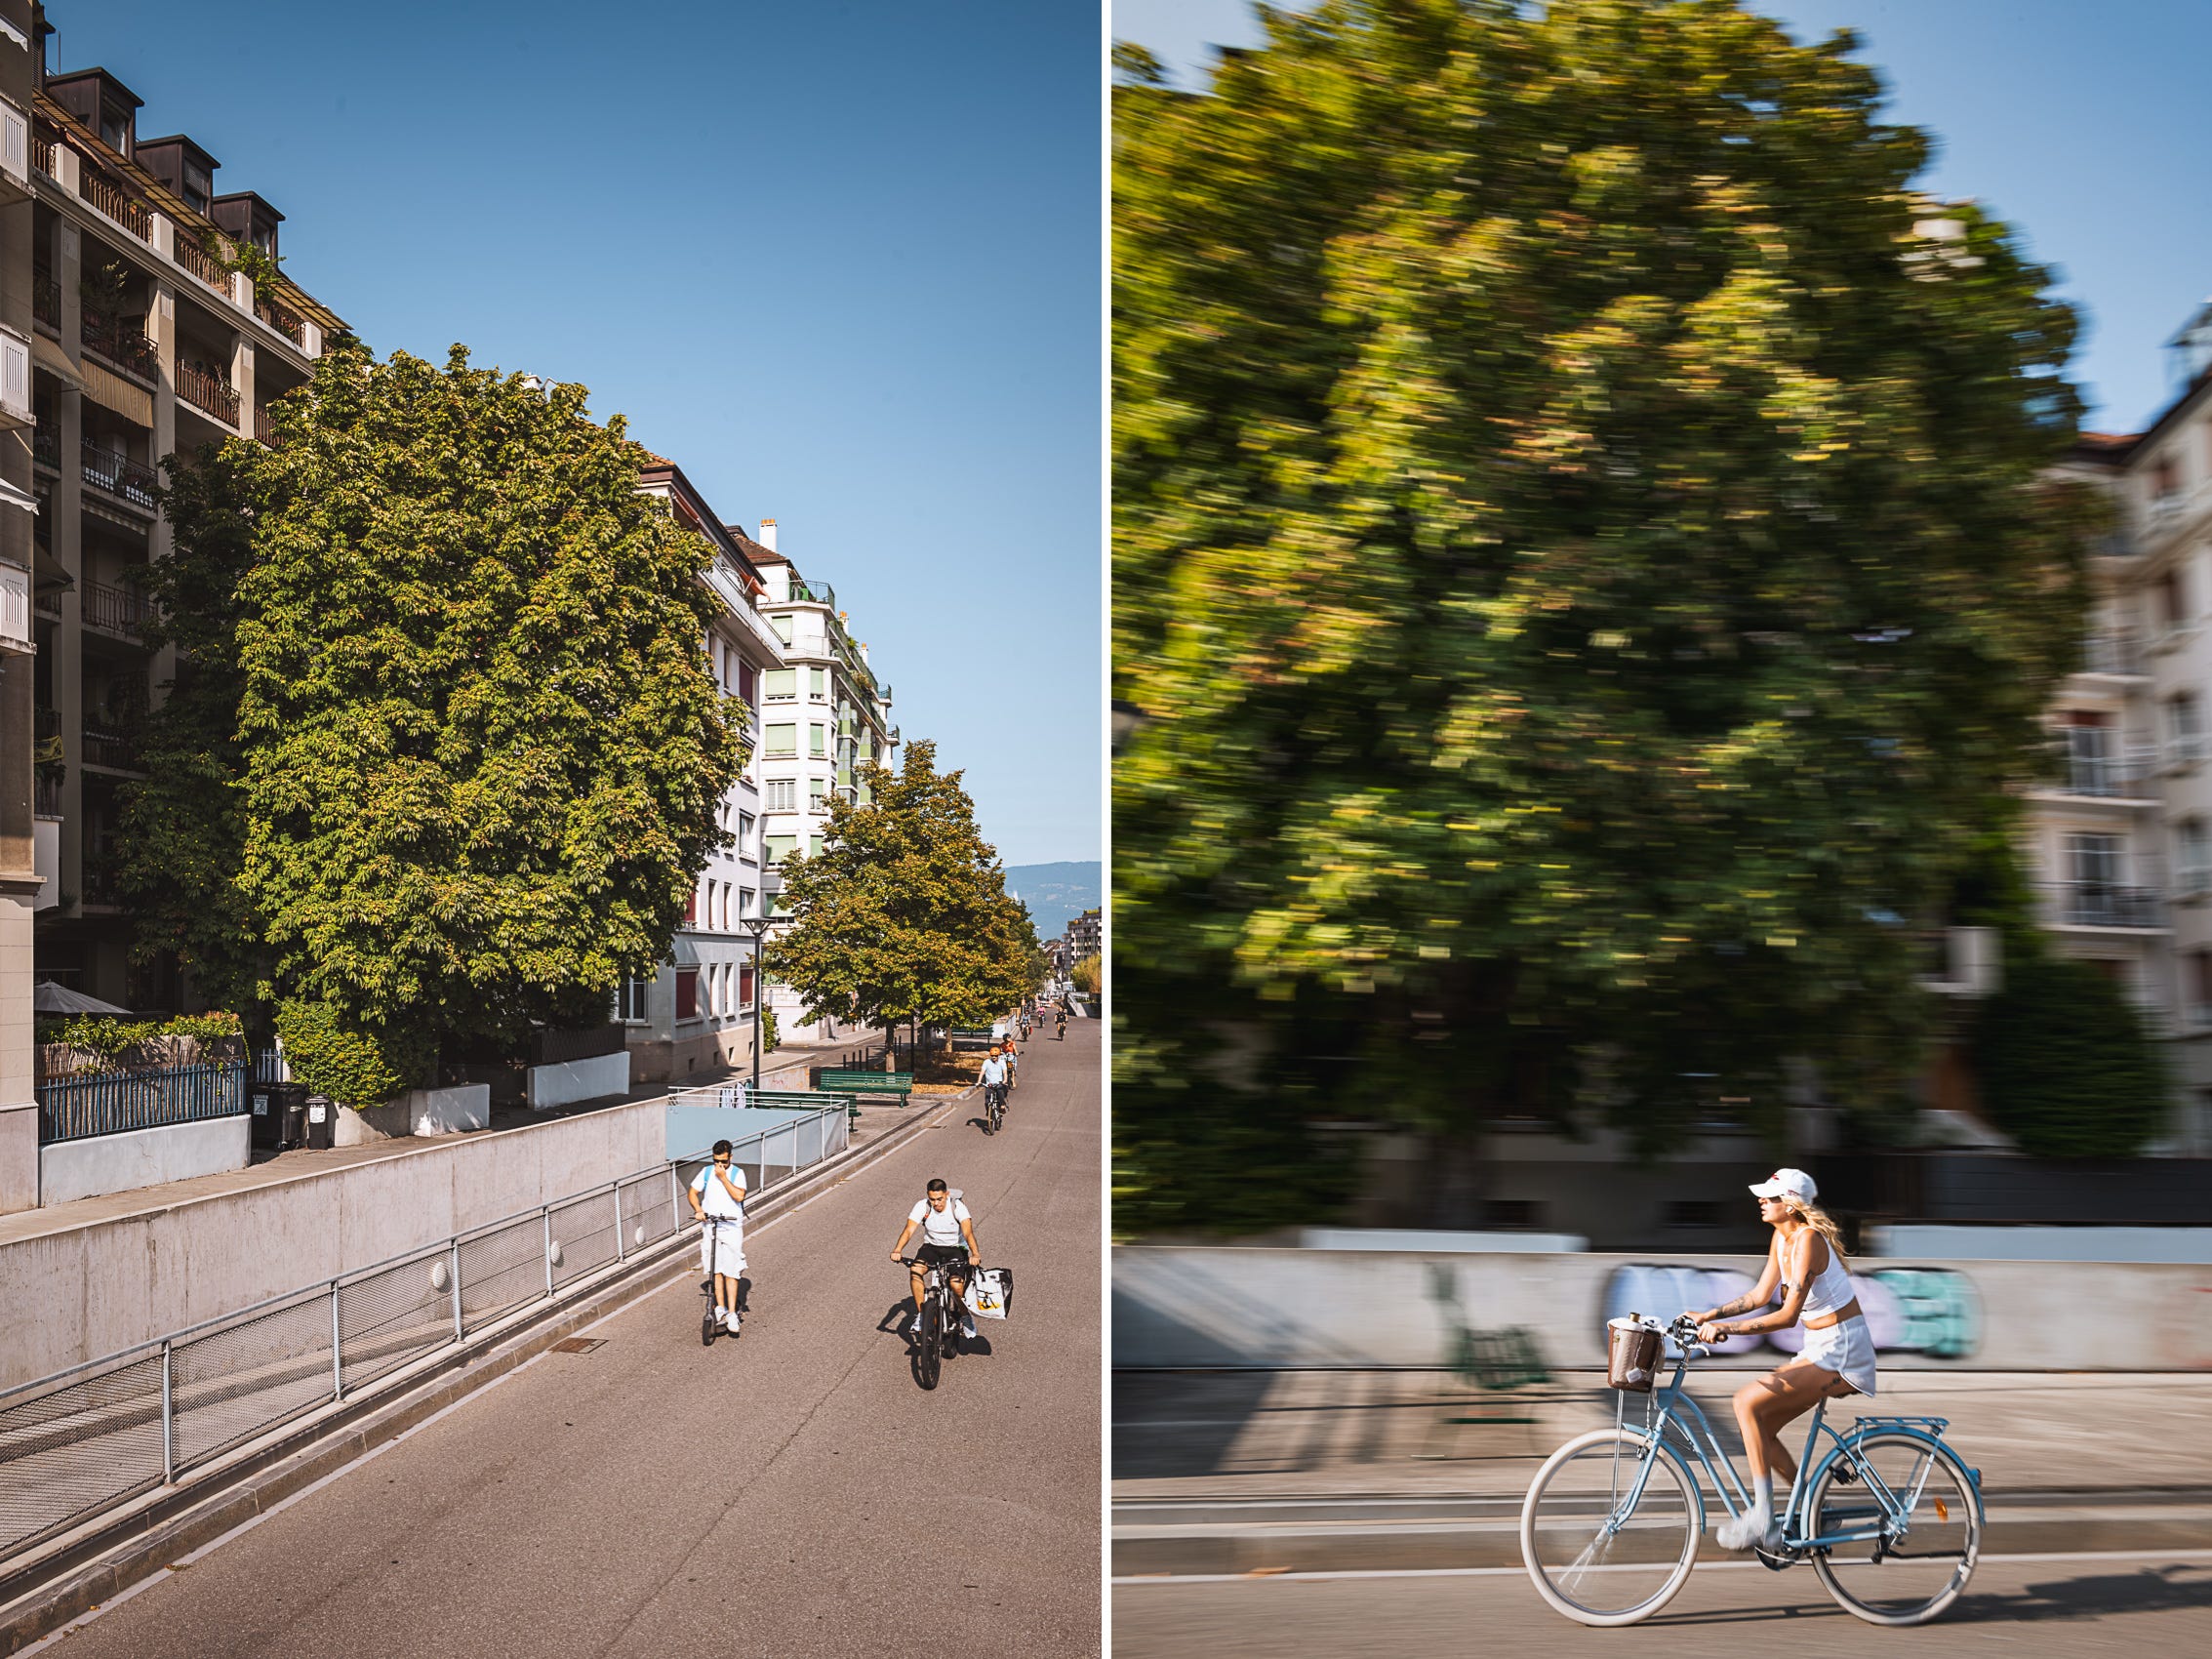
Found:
<box><xmin>701</xmin><ymin>1216</ymin><xmax>746</xmax><ymax>1278</ymax></box>
<box><xmin>1796</xmin><ymin>1315</ymin><xmax>1877</xmax><ymax>1396</ymax></box>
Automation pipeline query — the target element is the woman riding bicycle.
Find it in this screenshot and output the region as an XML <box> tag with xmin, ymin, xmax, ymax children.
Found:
<box><xmin>1683</xmin><ymin>1167</ymin><xmax>1875</xmax><ymax>1552</ymax></box>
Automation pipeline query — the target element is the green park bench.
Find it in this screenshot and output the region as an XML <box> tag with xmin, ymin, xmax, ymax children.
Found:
<box><xmin>946</xmin><ymin>1028</ymin><xmax>997</xmax><ymax>1051</ymax></box>
<box><xmin>814</xmin><ymin>1069</ymin><xmax>916</xmax><ymax>1100</ymax></box>
<box><xmin>1417</xmin><ymin>1324</ymin><xmax>1556</xmax><ymax>1459</ymax></box>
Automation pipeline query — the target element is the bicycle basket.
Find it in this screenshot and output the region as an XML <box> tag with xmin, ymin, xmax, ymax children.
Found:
<box><xmin>1606</xmin><ymin>1315</ymin><xmax>1666</xmax><ymax>1393</ymax></box>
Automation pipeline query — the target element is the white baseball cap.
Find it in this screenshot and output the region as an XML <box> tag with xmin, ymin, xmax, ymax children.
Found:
<box><xmin>1749</xmin><ymin>1167</ymin><xmax>1817</xmax><ymax>1204</ymax></box>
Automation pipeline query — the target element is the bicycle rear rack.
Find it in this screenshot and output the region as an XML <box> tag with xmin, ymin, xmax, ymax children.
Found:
<box><xmin>1845</xmin><ymin>1414</ymin><xmax>1951</xmax><ymax>1436</ymax></box>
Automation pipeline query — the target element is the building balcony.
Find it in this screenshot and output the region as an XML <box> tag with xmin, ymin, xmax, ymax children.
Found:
<box><xmin>83</xmin><ymin>580</ymin><xmax>152</xmax><ymax>639</ymax></box>
<box><xmin>177</xmin><ymin>361</ymin><xmax>240</xmax><ymax>426</ymax></box>
<box><xmin>255</xmin><ymin>293</ymin><xmax>305</xmax><ymax>348</ymax></box>
<box><xmin>31</xmin><ymin>268</ymin><xmax>58</xmax><ymax>334</ymax></box>
<box><xmin>31</xmin><ymin>421</ymin><xmax>58</xmax><ymax>473</ymax></box>
<box><xmin>35</xmin><ymin>772</ymin><xmax>62</xmax><ymax>818</ymax></box>
<box><xmin>2034</xmin><ymin>747</ymin><xmax>2157</xmax><ymax>801</ymax></box>
<box><xmin>2042</xmin><ymin>882</ymin><xmax>2167</xmax><ymax>931</ymax></box>
<box><xmin>76</xmin><ymin>156</ymin><xmax>152</xmax><ymax>242</ymax></box>
<box><xmin>0</xmin><ymin>98</ymin><xmax>25</xmax><ymax>205</ymax></box>
<box><xmin>30</xmin><ymin>126</ymin><xmax>53</xmax><ymax>180</ymax></box>
<box><xmin>81</xmin><ymin>725</ymin><xmax>144</xmax><ymax>773</ymax></box>
<box><xmin>2080</xmin><ymin>630</ymin><xmax>2147</xmax><ymax>678</ymax></box>
<box><xmin>81</xmin><ymin>442</ymin><xmax>159</xmax><ymax>514</ymax></box>
<box><xmin>82</xmin><ymin>314</ymin><xmax>158</xmax><ymax>384</ymax></box>
<box><xmin>175</xmin><ymin>235</ymin><xmax>233</xmax><ymax>299</ymax></box>
<box><xmin>253</xmin><ymin>403</ymin><xmax>277</xmax><ymax>446</ymax></box>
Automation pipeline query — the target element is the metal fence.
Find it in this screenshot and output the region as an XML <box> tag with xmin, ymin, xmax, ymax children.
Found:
<box><xmin>36</xmin><ymin>1063</ymin><xmax>248</xmax><ymax>1147</ymax></box>
<box><xmin>0</xmin><ymin>1105</ymin><xmax>850</xmax><ymax>1564</ymax></box>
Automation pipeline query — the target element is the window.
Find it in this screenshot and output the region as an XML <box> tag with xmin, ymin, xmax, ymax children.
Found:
<box><xmin>738</xmin><ymin>810</ymin><xmax>756</xmax><ymax>848</ymax></box>
<box><xmin>2065</xmin><ymin>712</ymin><xmax>2113</xmax><ymax>794</ymax></box>
<box><xmin>2191</xmin><ymin>952</ymin><xmax>2212</xmax><ymax>1027</ymax></box>
<box><xmin>809</xmin><ymin>724</ymin><xmax>826</xmax><ymax>758</ymax></box>
<box><xmin>617</xmin><ymin>976</ymin><xmax>651</xmax><ymax>1023</ymax></box>
<box><xmin>764</xmin><ymin>723</ymin><xmax>797</xmax><ymax>757</ymax></box>
<box><xmin>765</xmin><ymin>832</ymin><xmax>798</xmax><ymax>866</ymax></box>
<box><xmin>674</xmin><ymin>968</ymin><xmax>699</xmax><ymax>1021</ymax></box>
<box><xmin>770</xmin><ymin>613</ymin><xmax>792</xmax><ymax>645</ymax></box>
<box><xmin>809</xmin><ymin>777</ymin><xmax>826</xmax><ymax>808</ymax></box>
<box><xmin>763</xmin><ymin>668</ymin><xmax>797</xmax><ymax>702</ymax></box>
<box><xmin>809</xmin><ymin>667</ymin><xmax>826</xmax><ymax>701</ymax></box>
<box><xmin>2171</xmin><ymin>692</ymin><xmax>2205</xmax><ymax>765</ymax></box>
<box><xmin>2161</xmin><ymin>566</ymin><xmax>2188</xmax><ymax>633</ymax></box>
<box><xmin>738</xmin><ymin>663</ymin><xmax>757</xmax><ymax>705</ymax></box>
<box><xmin>684</xmin><ymin>885</ymin><xmax>699</xmax><ymax>925</ymax></box>
<box><xmin>740</xmin><ymin>964</ymin><xmax>756</xmax><ymax>1010</ymax></box>
<box><xmin>2182</xmin><ymin>820</ymin><xmax>2212</xmax><ymax>894</ymax></box>
<box><xmin>764</xmin><ymin>779</ymin><xmax>796</xmax><ymax>812</ymax></box>
<box><xmin>740</xmin><ymin>887</ymin><xmax>756</xmax><ymax>918</ymax></box>
<box><xmin>2065</xmin><ymin>832</ymin><xmax>2126</xmax><ymax>926</ymax></box>
<box><xmin>809</xmin><ymin>834</ymin><xmax>824</xmax><ymax>859</ymax></box>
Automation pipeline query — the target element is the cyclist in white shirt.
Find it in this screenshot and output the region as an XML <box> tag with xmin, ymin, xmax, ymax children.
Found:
<box><xmin>978</xmin><ymin>1048</ymin><xmax>1010</xmax><ymax>1118</ymax></box>
<box><xmin>890</xmin><ymin>1177</ymin><xmax>982</xmax><ymax>1342</ymax></box>
<box><xmin>687</xmin><ymin>1139</ymin><xmax>747</xmax><ymax>1333</ymax></box>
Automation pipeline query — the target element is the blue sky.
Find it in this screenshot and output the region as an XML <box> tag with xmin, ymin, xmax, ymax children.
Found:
<box><xmin>1114</xmin><ymin>0</ymin><xmax>2212</xmax><ymax>434</ymax></box>
<box><xmin>55</xmin><ymin>0</ymin><xmax>1101</xmax><ymax>867</ymax></box>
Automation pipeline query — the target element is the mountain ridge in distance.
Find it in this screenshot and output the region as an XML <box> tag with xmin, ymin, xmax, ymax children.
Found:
<box><xmin>1003</xmin><ymin>861</ymin><xmax>1101</xmax><ymax>943</ymax></box>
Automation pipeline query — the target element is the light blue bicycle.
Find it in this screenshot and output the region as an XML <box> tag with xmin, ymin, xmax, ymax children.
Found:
<box><xmin>1520</xmin><ymin>1314</ymin><xmax>1983</xmax><ymax>1627</ymax></box>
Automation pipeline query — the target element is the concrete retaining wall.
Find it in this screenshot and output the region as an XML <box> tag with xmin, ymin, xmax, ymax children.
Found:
<box><xmin>38</xmin><ymin>1116</ymin><xmax>251</xmax><ymax>1207</ymax></box>
<box><xmin>335</xmin><ymin>1083</ymin><xmax>492</xmax><ymax>1146</ymax></box>
<box><xmin>527</xmin><ymin>1051</ymin><xmax>630</xmax><ymax>1111</ymax></box>
<box><xmin>0</xmin><ymin>1097</ymin><xmax>669</xmax><ymax>1394</ymax></box>
<box><xmin>1113</xmin><ymin>1245</ymin><xmax>2212</xmax><ymax>1374</ymax></box>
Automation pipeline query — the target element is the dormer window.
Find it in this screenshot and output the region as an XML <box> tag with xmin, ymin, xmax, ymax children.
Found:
<box><xmin>182</xmin><ymin>166</ymin><xmax>211</xmax><ymax>215</ymax></box>
<box><xmin>100</xmin><ymin>108</ymin><xmax>129</xmax><ymax>156</ymax></box>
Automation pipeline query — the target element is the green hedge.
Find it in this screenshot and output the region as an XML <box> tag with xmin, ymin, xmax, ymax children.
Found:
<box><xmin>36</xmin><ymin>1010</ymin><xmax>244</xmax><ymax>1065</ymax></box>
<box><xmin>1971</xmin><ymin>951</ymin><xmax>2168</xmax><ymax>1158</ymax></box>
<box><xmin>274</xmin><ymin>1000</ymin><xmax>431</xmax><ymax>1109</ymax></box>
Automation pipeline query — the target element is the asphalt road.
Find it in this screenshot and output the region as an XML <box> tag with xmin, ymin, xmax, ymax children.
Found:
<box><xmin>39</xmin><ymin>1021</ymin><xmax>1102</xmax><ymax>1659</ymax></box>
<box><xmin>1112</xmin><ymin>1552</ymin><xmax>2212</xmax><ymax>1655</ymax></box>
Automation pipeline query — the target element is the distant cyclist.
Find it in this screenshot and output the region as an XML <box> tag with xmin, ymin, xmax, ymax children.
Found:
<box><xmin>891</xmin><ymin>1178</ymin><xmax>981</xmax><ymax>1342</ymax></box>
<box><xmin>978</xmin><ymin>1045</ymin><xmax>1010</xmax><ymax>1122</ymax></box>
<box><xmin>1001</xmin><ymin>1035</ymin><xmax>1020</xmax><ymax>1096</ymax></box>
<box><xmin>686</xmin><ymin>1139</ymin><xmax>747</xmax><ymax>1335</ymax></box>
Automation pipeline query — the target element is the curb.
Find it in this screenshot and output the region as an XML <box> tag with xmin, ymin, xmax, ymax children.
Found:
<box><xmin>1110</xmin><ymin>1504</ymin><xmax>2212</xmax><ymax>1577</ymax></box>
<box><xmin>0</xmin><ymin>1093</ymin><xmax>955</xmax><ymax>1657</ymax></box>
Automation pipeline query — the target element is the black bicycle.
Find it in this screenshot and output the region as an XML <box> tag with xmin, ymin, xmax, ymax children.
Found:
<box><xmin>982</xmin><ymin>1082</ymin><xmax>1007</xmax><ymax>1136</ymax></box>
<box><xmin>902</xmin><ymin>1254</ymin><xmax>972</xmax><ymax>1390</ymax></box>
<box><xmin>1056</xmin><ymin>1012</ymin><xmax>1067</xmax><ymax>1040</ymax></box>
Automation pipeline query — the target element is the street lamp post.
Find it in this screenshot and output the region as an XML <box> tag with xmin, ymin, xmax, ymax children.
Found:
<box><xmin>741</xmin><ymin>870</ymin><xmax>783</xmax><ymax>1093</ymax></box>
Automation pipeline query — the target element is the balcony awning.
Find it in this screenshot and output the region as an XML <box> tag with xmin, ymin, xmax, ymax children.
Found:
<box><xmin>80</xmin><ymin>358</ymin><xmax>152</xmax><ymax>426</ymax></box>
<box><xmin>0</xmin><ymin>475</ymin><xmax>35</xmax><ymax>514</ymax></box>
<box><xmin>31</xmin><ymin>332</ymin><xmax>81</xmax><ymax>392</ymax></box>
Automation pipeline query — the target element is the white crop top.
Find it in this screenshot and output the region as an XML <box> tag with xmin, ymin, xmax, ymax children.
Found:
<box><xmin>1785</xmin><ymin>1235</ymin><xmax>1856</xmax><ymax>1319</ymax></box>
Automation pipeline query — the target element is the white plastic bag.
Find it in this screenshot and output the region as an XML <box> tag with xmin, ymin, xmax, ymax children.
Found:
<box><xmin>964</xmin><ymin>1267</ymin><xmax>1012</xmax><ymax>1320</ymax></box>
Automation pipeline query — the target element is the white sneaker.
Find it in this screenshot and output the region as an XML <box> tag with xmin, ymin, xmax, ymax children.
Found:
<box><xmin>962</xmin><ymin>1317</ymin><xmax>978</xmax><ymax>1340</ymax></box>
<box><xmin>910</xmin><ymin>1315</ymin><xmax>922</xmax><ymax>1335</ymax></box>
<box><xmin>1716</xmin><ymin>1508</ymin><xmax>1773</xmax><ymax>1552</ymax></box>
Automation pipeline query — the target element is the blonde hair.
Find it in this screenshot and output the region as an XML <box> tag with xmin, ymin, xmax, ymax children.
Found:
<box><xmin>1784</xmin><ymin>1198</ymin><xmax>1848</xmax><ymax>1265</ymax></box>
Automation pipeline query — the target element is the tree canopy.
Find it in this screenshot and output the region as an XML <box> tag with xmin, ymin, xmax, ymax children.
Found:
<box><xmin>120</xmin><ymin>341</ymin><xmax>744</xmax><ymax>1096</ymax></box>
<box><xmin>1113</xmin><ymin>0</ymin><xmax>2090</xmax><ymax>1231</ymax></box>
<box><xmin>1971</xmin><ymin>947</ymin><xmax>2168</xmax><ymax>1159</ymax></box>
<box><xmin>766</xmin><ymin>741</ymin><xmax>1038</xmax><ymax>1046</ymax></box>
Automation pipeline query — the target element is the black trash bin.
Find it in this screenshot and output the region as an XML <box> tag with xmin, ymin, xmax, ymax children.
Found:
<box><xmin>303</xmin><ymin>1091</ymin><xmax>337</xmax><ymax>1151</ymax></box>
<box><xmin>248</xmin><ymin>1083</ymin><xmax>284</xmax><ymax>1151</ymax></box>
<box><xmin>264</xmin><ymin>1081</ymin><xmax>308</xmax><ymax>1150</ymax></box>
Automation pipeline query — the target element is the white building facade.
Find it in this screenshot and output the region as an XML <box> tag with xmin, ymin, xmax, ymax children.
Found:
<box><xmin>741</xmin><ymin>520</ymin><xmax>897</xmax><ymax>1043</ymax></box>
<box><xmin>623</xmin><ymin>463</ymin><xmax>784</xmax><ymax>1083</ymax></box>
<box><xmin>2022</xmin><ymin>298</ymin><xmax>2212</xmax><ymax>1152</ymax></box>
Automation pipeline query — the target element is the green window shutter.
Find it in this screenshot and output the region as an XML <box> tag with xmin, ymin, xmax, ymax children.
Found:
<box><xmin>764</xmin><ymin>723</ymin><xmax>797</xmax><ymax>756</ymax></box>
<box><xmin>765</xmin><ymin>833</ymin><xmax>798</xmax><ymax>865</ymax></box>
<box><xmin>809</xmin><ymin>724</ymin><xmax>826</xmax><ymax>757</ymax></box>
<box><xmin>809</xmin><ymin>834</ymin><xmax>823</xmax><ymax>859</ymax></box>
<box><xmin>809</xmin><ymin>777</ymin><xmax>826</xmax><ymax>804</ymax></box>
<box><xmin>809</xmin><ymin>667</ymin><xmax>826</xmax><ymax>699</ymax></box>
<box><xmin>763</xmin><ymin>668</ymin><xmax>796</xmax><ymax>700</ymax></box>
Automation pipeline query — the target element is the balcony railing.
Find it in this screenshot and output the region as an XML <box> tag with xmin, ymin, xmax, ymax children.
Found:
<box><xmin>76</xmin><ymin>157</ymin><xmax>151</xmax><ymax>241</ymax></box>
<box><xmin>30</xmin><ymin>129</ymin><xmax>52</xmax><ymax>177</ymax></box>
<box><xmin>31</xmin><ymin>269</ymin><xmax>58</xmax><ymax>332</ymax></box>
<box><xmin>34</xmin><ymin>773</ymin><xmax>62</xmax><ymax>817</ymax></box>
<box><xmin>34</xmin><ymin>705</ymin><xmax>60</xmax><ymax>742</ymax></box>
<box><xmin>2081</xmin><ymin>631</ymin><xmax>2145</xmax><ymax>677</ymax></box>
<box><xmin>33</xmin><ymin>585</ymin><xmax>60</xmax><ymax>620</ymax></box>
<box><xmin>2050</xmin><ymin>748</ymin><xmax>2156</xmax><ymax>799</ymax></box>
<box><xmin>177</xmin><ymin>361</ymin><xmax>240</xmax><ymax>425</ymax></box>
<box><xmin>81</xmin><ymin>313</ymin><xmax>157</xmax><ymax>383</ymax></box>
<box><xmin>80</xmin><ymin>441</ymin><xmax>158</xmax><ymax>512</ymax></box>
<box><xmin>255</xmin><ymin>293</ymin><xmax>305</xmax><ymax>347</ymax></box>
<box><xmin>81</xmin><ymin>726</ymin><xmax>143</xmax><ymax>772</ymax></box>
<box><xmin>2047</xmin><ymin>882</ymin><xmax>2165</xmax><ymax>930</ymax></box>
<box><xmin>31</xmin><ymin>421</ymin><xmax>59</xmax><ymax>471</ymax></box>
<box><xmin>254</xmin><ymin>403</ymin><xmax>277</xmax><ymax>446</ymax></box>
<box><xmin>176</xmin><ymin>236</ymin><xmax>231</xmax><ymax>295</ymax></box>
<box><xmin>83</xmin><ymin>580</ymin><xmax>151</xmax><ymax>638</ymax></box>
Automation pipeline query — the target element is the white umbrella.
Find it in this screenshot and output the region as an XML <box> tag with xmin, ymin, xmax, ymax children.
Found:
<box><xmin>33</xmin><ymin>981</ymin><xmax>135</xmax><ymax>1017</ymax></box>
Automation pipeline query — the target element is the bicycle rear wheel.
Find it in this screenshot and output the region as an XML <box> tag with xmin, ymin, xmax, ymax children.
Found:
<box><xmin>916</xmin><ymin>1299</ymin><xmax>943</xmax><ymax>1390</ymax></box>
<box><xmin>1521</xmin><ymin>1428</ymin><xmax>1701</xmax><ymax>1627</ymax></box>
<box><xmin>1809</xmin><ymin>1430</ymin><xmax>1981</xmax><ymax>1626</ymax></box>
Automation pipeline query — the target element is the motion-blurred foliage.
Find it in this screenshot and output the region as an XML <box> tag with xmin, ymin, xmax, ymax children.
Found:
<box><xmin>1113</xmin><ymin>0</ymin><xmax>2092</xmax><ymax>1234</ymax></box>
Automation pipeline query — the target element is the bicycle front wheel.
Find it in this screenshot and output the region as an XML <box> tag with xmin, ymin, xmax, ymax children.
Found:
<box><xmin>1521</xmin><ymin>1428</ymin><xmax>1701</xmax><ymax>1627</ymax></box>
<box><xmin>1809</xmin><ymin>1430</ymin><xmax>1981</xmax><ymax>1626</ymax></box>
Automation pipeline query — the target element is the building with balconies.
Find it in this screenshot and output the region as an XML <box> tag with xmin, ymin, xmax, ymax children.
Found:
<box><xmin>623</xmin><ymin>460</ymin><xmax>784</xmax><ymax>1083</ymax></box>
<box><xmin>2024</xmin><ymin>296</ymin><xmax>2212</xmax><ymax>1151</ymax></box>
<box><xmin>17</xmin><ymin>19</ymin><xmax>342</xmax><ymax>1022</ymax></box>
<box><xmin>741</xmin><ymin>520</ymin><xmax>897</xmax><ymax>1042</ymax></box>
<box><xmin>21</xmin><ymin>18</ymin><xmax>343</xmax><ymax>1016</ymax></box>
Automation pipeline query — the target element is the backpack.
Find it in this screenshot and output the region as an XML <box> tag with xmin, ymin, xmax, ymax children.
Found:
<box><xmin>964</xmin><ymin>1267</ymin><xmax>1013</xmax><ymax>1320</ymax></box>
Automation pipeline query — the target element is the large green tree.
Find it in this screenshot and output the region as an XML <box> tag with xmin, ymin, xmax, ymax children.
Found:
<box><xmin>1113</xmin><ymin>0</ymin><xmax>2090</xmax><ymax>1232</ymax></box>
<box><xmin>766</xmin><ymin>741</ymin><xmax>1038</xmax><ymax>1057</ymax></box>
<box><xmin>119</xmin><ymin>341</ymin><xmax>744</xmax><ymax>1096</ymax></box>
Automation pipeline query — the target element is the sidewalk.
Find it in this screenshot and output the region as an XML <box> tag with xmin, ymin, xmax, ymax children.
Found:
<box><xmin>1113</xmin><ymin>1367</ymin><xmax>2212</xmax><ymax>1574</ymax></box>
<box><xmin>0</xmin><ymin>1038</ymin><xmax>911</xmax><ymax>1251</ymax></box>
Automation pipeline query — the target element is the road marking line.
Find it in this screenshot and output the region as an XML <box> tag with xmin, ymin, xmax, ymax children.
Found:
<box><xmin>1110</xmin><ymin>1547</ymin><xmax>2212</xmax><ymax>1587</ymax></box>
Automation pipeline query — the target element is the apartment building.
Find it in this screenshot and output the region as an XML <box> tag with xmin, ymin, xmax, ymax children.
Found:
<box><xmin>23</xmin><ymin>30</ymin><xmax>342</xmax><ymax>1014</ymax></box>
<box><xmin>741</xmin><ymin>521</ymin><xmax>897</xmax><ymax>1042</ymax></box>
<box><xmin>1065</xmin><ymin>907</ymin><xmax>1101</xmax><ymax>964</ymax></box>
<box><xmin>624</xmin><ymin>461</ymin><xmax>784</xmax><ymax>1083</ymax></box>
<box><xmin>2023</xmin><ymin>296</ymin><xmax>2212</xmax><ymax>1153</ymax></box>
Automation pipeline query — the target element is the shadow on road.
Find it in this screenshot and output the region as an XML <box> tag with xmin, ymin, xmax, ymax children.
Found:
<box><xmin>1646</xmin><ymin>1563</ymin><xmax>2212</xmax><ymax>1629</ymax></box>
